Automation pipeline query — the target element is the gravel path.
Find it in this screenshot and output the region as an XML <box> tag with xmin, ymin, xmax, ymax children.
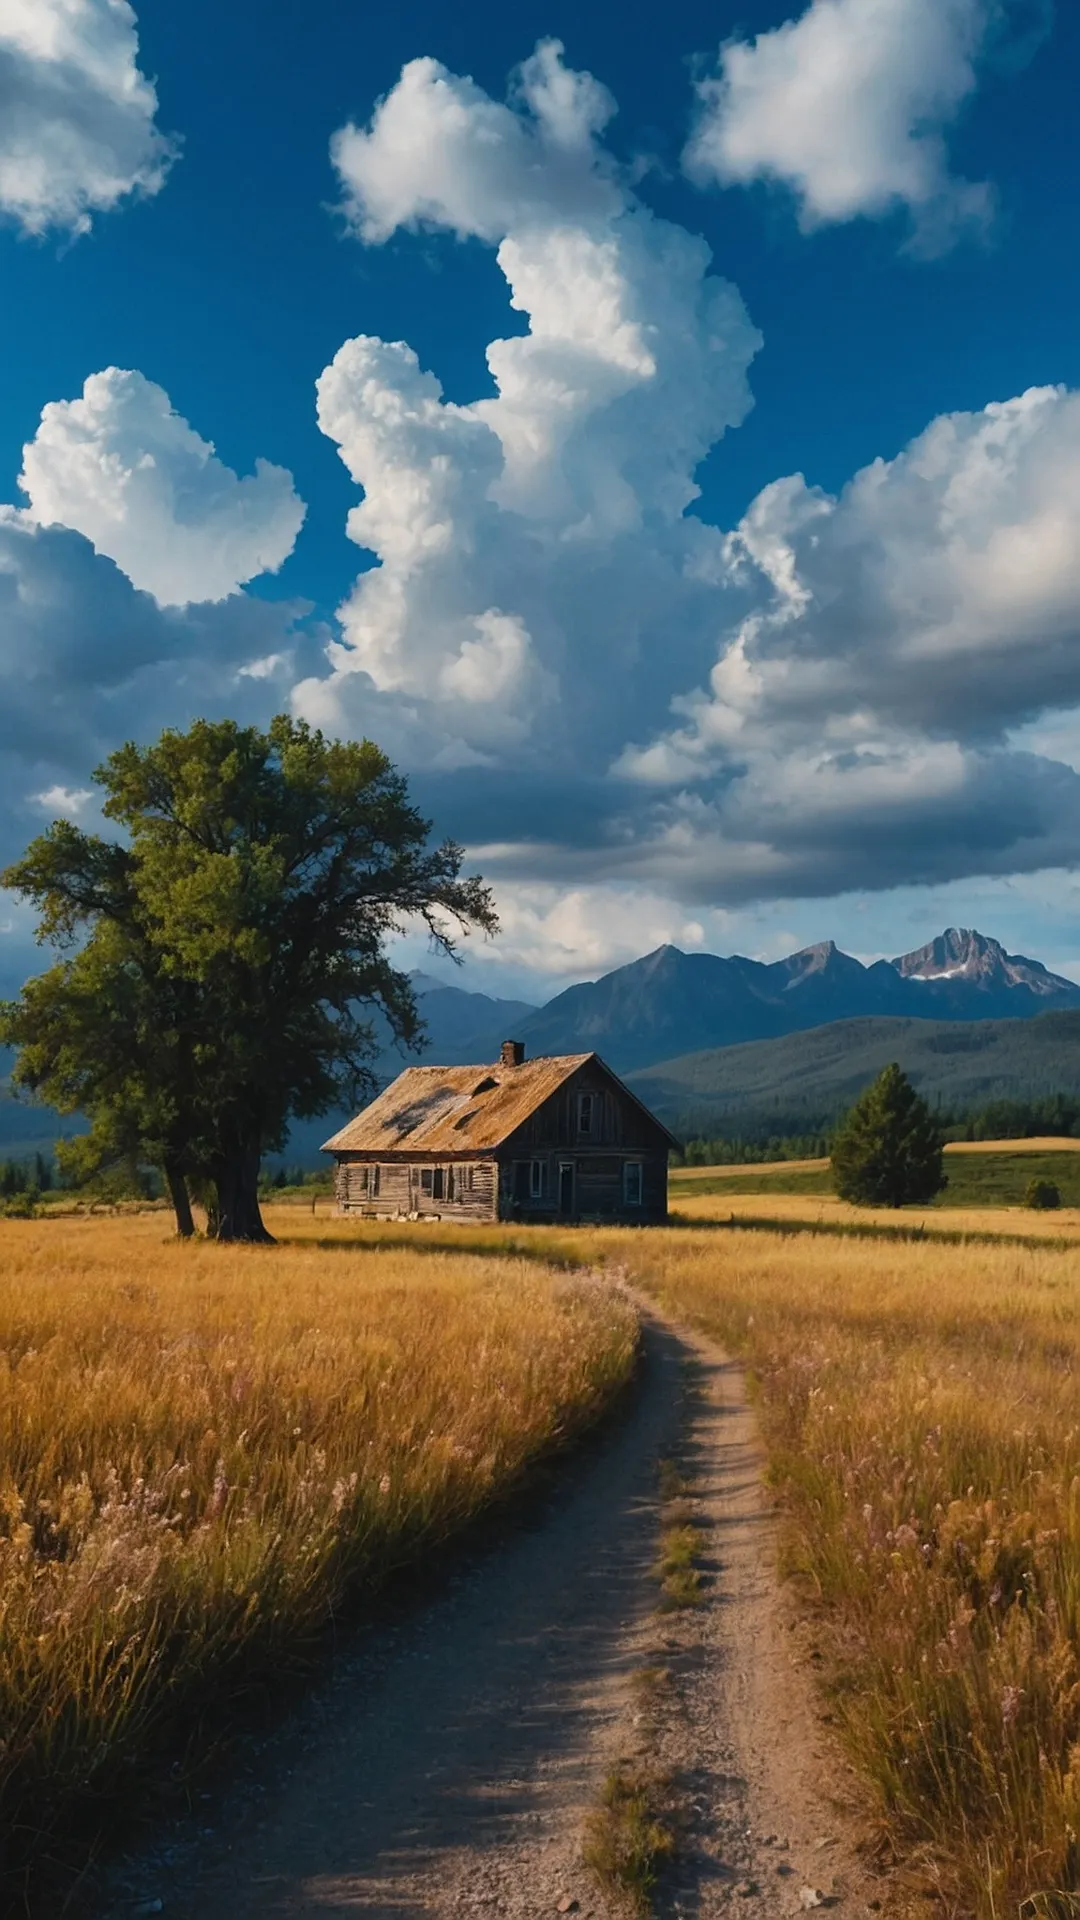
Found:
<box><xmin>103</xmin><ymin>1298</ymin><xmax>885</xmax><ymax>1920</ymax></box>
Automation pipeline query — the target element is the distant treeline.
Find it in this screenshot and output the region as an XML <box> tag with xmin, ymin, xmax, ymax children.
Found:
<box><xmin>673</xmin><ymin>1093</ymin><xmax>1080</xmax><ymax>1163</ymax></box>
<box><xmin>0</xmin><ymin>1153</ymin><xmax>54</xmax><ymax>1196</ymax></box>
<box><xmin>257</xmin><ymin>1165</ymin><xmax>332</xmax><ymax>1195</ymax></box>
<box><xmin>943</xmin><ymin>1094</ymin><xmax>1080</xmax><ymax>1141</ymax></box>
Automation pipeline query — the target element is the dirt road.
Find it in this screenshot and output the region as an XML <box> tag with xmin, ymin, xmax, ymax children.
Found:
<box><xmin>104</xmin><ymin>1300</ymin><xmax>880</xmax><ymax>1919</ymax></box>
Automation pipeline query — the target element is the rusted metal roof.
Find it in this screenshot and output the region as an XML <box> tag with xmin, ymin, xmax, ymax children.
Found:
<box><xmin>322</xmin><ymin>1054</ymin><xmax>596</xmax><ymax>1154</ymax></box>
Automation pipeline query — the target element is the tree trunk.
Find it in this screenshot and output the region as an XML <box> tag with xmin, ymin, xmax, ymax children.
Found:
<box><xmin>211</xmin><ymin>1140</ymin><xmax>275</xmax><ymax>1244</ymax></box>
<box><xmin>164</xmin><ymin>1160</ymin><xmax>196</xmax><ymax>1238</ymax></box>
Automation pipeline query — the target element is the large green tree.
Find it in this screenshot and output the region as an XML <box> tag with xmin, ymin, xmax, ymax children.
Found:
<box><xmin>1</xmin><ymin>716</ymin><xmax>496</xmax><ymax>1241</ymax></box>
<box><xmin>830</xmin><ymin>1062</ymin><xmax>947</xmax><ymax>1208</ymax></box>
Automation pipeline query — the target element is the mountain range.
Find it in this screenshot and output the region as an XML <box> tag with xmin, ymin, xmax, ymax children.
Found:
<box><xmin>414</xmin><ymin>927</ymin><xmax>1080</xmax><ymax>1076</ymax></box>
<box><xmin>6</xmin><ymin>929</ymin><xmax>1080</xmax><ymax>1164</ymax></box>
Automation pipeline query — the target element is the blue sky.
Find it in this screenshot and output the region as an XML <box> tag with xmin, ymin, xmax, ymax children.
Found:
<box><xmin>2</xmin><ymin>0</ymin><xmax>1080</xmax><ymax>1003</ymax></box>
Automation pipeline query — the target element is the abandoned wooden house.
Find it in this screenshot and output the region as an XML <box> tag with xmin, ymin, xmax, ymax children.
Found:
<box><xmin>322</xmin><ymin>1041</ymin><xmax>675</xmax><ymax>1224</ymax></box>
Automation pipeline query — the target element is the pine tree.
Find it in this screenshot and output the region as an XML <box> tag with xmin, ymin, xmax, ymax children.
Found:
<box><xmin>831</xmin><ymin>1063</ymin><xmax>947</xmax><ymax>1208</ymax></box>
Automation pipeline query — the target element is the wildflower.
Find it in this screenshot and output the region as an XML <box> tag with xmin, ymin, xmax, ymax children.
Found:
<box><xmin>331</xmin><ymin>1474</ymin><xmax>358</xmax><ymax>1514</ymax></box>
<box><xmin>208</xmin><ymin>1465</ymin><xmax>228</xmax><ymax>1519</ymax></box>
<box><xmin>1001</xmin><ymin>1685</ymin><xmax>1024</xmax><ymax>1727</ymax></box>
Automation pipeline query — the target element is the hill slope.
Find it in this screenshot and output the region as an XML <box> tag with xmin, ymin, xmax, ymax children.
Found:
<box><xmin>629</xmin><ymin>1009</ymin><xmax>1080</xmax><ymax>1134</ymax></box>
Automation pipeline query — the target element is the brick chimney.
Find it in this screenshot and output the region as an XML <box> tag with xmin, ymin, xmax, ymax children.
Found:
<box><xmin>500</xmin><ymin>1040</ymin><xmax>526</xmax><ymax>1068</ymax></box>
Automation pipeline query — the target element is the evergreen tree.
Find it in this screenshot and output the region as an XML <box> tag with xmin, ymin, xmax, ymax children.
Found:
<box><xmin>831</xmin><ymin>1063</ymin><xmax>946</xmax><ymax>1208</ymax></box>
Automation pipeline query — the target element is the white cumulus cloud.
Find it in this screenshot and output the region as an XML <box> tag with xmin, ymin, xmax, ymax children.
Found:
<box><xmin>286</xmin><ymin>41</ymin><xmax>1080</xmax><ymax>918</ymax></box>
<box><xmin>465</xmin><ymin>881</ymin><xmax>711</xmax><ymax>978</ymax></box>
<box><xmin>606</xmin><ymin>382</ymin><xmax>1080</xmax><ymax>899</ymax></box>
<box><xmin>685</xmin><ymin>0</ymin><xmax>1007</xmax><ymax>250</ymax></box>
<box><xmin>331</xmin><ymin>39</ymin><xmax>620</xmax><ymax>244</ymax></box>
<box><xmin>31</xmin><ymin>783</ymin><xmax>93</xmax><ymax>816</ymax></box>
<box><xmin>20</xmin><ymin>368</ymin><xmax>306</xmax><ymax>606</ymax></box>
<box><xmin>621</xmin><ymin>384</ymin><xmax>1080</xmax><ymax>777</ymax></box>
<box><xmin>300</xmin><ymin>42</ymin><xmax>760</xmax><ymax>766</ymax></box>
<box><xmin>0</xmin><ymin>0</ymin><xmax>178</xmax><ymax>237</ymax></box>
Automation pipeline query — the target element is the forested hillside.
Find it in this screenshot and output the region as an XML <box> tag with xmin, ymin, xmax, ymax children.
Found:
<box><xmin>629</xmin><ymin>1009</ymin><xmax>1080</xmax><ymax>1137</ymax></box>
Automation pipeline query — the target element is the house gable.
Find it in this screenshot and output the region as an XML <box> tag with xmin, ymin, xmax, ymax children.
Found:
<box><xmin>499</xmin><ymin>1055</ymin><xmax>676</xmax><ymax>1158</ymax></box>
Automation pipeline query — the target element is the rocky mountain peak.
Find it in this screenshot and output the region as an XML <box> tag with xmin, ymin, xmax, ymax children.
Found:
<box><xmin>890</xmin><ymin>928</ymin><xmax>1072</xmax><ymax>995</ymax></box>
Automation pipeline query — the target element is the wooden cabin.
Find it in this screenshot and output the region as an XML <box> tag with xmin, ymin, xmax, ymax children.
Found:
<box><xmin>322</xmin><ymin>1041</ymin><xmax>675</xmax><ymax>1224</ymax></box>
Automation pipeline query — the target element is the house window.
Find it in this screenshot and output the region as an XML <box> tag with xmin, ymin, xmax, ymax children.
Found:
<box><xmin>465</xmin><ymin>1165</ymin><xmax>475</xmax><ymax>1191</ymax></box>
<box><xmin>529</xmin><ymin>1159</ymin><xmax>546</xmax><ymax>1200</ymax></box>
<box><xmin>577</xmin><ymin>1092</ymin><xmax>595</xmax><ymax>1137</ymax></box>
<box><xmin>356</xmin><ymin>1165</ymin><xmax>380</xmax><ymax>1197</ymax></box>
<box><xmin>623</xmin><ymin>1161</ymin><xmax>643</xmax><ymax>1207</ymax></box>
<box><xmin>433</xmin><ymin>1167</ymin><xmax>445</xmax><ymax>1200</ymax></box>
<box><xmin>420</xmin><ymin>1167</ymin><xmax>434</xmax><ymax>1196</ymax></box>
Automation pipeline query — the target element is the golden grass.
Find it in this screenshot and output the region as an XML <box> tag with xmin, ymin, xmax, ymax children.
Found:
<box><xmin>615</xmin><ymin>1220</ymin><xmax>1080</xmax><ymax>1919</ymax></box>
<box><xmin>946</xmin><ymin>1137</ymin><xmax>1080</xmax><ymax>1155</ymax></box>
<box><xmin>671</xmin><ymin>1189</ymin><xmax>1080</xmax><ymax>1238</ymax></box>
<box><xmin>0</xmin><ymin>1213</ymin><xmax>637</xmax><ymax>1894</ymax></box>
<box><xmin>12</xmin><ymin>1197</ymin><xmax>1080</xmax><ymax>1915</ymax></box>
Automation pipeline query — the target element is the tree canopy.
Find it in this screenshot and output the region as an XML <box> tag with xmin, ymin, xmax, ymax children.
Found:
<box><xmin>830</xmin><ymin>1062</ymin><xmax>947</xmax><ymax>1208</ymax></box>
<box><xmin>0</xmin><ymin>715</ymin><xmax>496</xmax><ymax>1240</ymax></box>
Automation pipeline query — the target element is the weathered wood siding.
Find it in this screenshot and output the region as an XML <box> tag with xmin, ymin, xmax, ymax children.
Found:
<box><xmin>334</xmin><ymin>1154</ymin><xmax>499</xmax><ymax>1221</ymax></box>
<box><xmin>498</xmin><ymin>1064</ymin><xmax>669</xmax><ymax>1223</ymax></box>
<box><xmin>496</xmin><ymin>1148</ymin><xmax>667</xmax><ymax>1223</ymax></box>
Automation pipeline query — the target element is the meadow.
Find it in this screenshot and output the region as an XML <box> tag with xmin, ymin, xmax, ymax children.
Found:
<box><xmin>638</xmin><ymin>1194</ymin><xmax>1080</xmax><ymax>1919</ymax></box>
<box><xmin>0</xmin><ymin>1212</ymin><xmax>637</xmax><ymax>1898</ymax></box>
<box><xmin>313</xmin><ymin>1199</ymin><xmax>1080</xmax><ymax>1918</ymax></box>
<box><xmin>671</xmin><ymin>1142</ymin><xmax>1080</xmax><ymax>1208</ymax></box>
<box><xmin>7</xmin><ymin>1190</ymin><xmax>1080</xmax><ymax>1918</ymax></box>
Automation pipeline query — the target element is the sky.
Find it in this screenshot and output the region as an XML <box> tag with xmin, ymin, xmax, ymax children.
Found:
<box><xmin>2</xmin><ymin>0</ymin><xmax>1080</xmax><ymax>1005</ymax></box>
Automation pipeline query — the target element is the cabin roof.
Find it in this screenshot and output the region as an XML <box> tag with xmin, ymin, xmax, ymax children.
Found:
<box><xmin>322</xmin><ymin>1052</ymin><xmax>676</xmax><ymax>1154</ymax></box>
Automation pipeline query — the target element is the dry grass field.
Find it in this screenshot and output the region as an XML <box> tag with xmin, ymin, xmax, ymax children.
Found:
<box><xmin>671</xmin><ymin>1187</ymin><xmax>1080</xmax><ymax>1238</ymax></box>
<box><xmin>0</xmin><ymin>1212</ymin><xmax>637</xmax><ymax>1896</ymax></box>
<box><xmin>946</xmin><ymin>1137</ymin><xmax>1080</xmax><ymax>1154</ymax></box>
<box><xmin>7</xmin><ymin>1198</ymin><xmax>1080</xmax><ymax>1916</ymax></box>
<box><xmin>267</xmin><ymin>1208</ymin><xmax>1080</xmax><ymax>1914</ymax></box>
<box><xmin>617</xmin><ymin>1218</ymin><xmax>1080</xmax><ymax>1920</ymax></box>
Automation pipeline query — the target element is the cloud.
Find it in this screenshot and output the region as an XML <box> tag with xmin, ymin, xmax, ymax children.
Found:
<box><xmin>606</xmin><ymin>383</ymin><xmax>1080</xmax><ymax>898</ymax></box>
<box><xmin>288</xmin><ymin>43</ymin><xmax>1080</xmax><ymax>922</ymax></box>
<box><xmin>621</xmin><ymin>385</ymin><xmax>1080</xmax><ymax>770</ymax></box>
<box><xmin>0</xmin><ymin>507</ymin><xmax>318</xmax><ymax>889</ymax></box>
<box><xmin>301</xmin><ymin>42</ymin><xmax>760</xmax><ymax>769</ymax></box>
<box><xmin>462</xmin><ymin>881</ymin><xmax>710</xmax><ymax>978</ymax></box>
<box><xmin>0</xmin><ymin>0</ymin><xmax>177</xmax><ymax>237</ymax></box>
<box><xmin>31</xmin><ymin>784</ymin><xmax>93</xmax><ymax>817</ymax></box>
<box><xmin>684</xmin><ymin>0</ymin><xmax>1015</xmax><ymax>251</ymax></box>
<box><xmin>331</xmin><ymin>39</ymin><xmax>620</xmax><ymax>244</ymax></box>
<box><xmin>20</xmin><ymin>368</ymin><xmax>306</xmax><ymax>606</ymax></box>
